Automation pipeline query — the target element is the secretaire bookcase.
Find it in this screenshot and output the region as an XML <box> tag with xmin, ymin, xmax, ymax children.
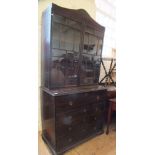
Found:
<box><xmin>41</xmin><ymin>3</ymin><xmax>106</xmax><ymax>155</ymax></box>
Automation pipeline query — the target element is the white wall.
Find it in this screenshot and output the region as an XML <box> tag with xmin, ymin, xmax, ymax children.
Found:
<box><xmin>95</xmin><ymin>0</ymin><xmax>116</xmax><ymax>58</ymax></box>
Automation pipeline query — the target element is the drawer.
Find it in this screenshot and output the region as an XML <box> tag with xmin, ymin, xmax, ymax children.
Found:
<box><xmin>55</xmin><ymin>93</ymin><xmax>85</xmax><ymax>113</ymax></box>
<box><xmin>56</xmin><ymin>120</ymin><xmax>103</xmax><ymax>152</ymax></box>
<box><xmin>55</xmin><ymin>92</ymin><xmax>105</xmax><ymax>114</ymax></box>
<box><xmin>56</xmin><ymin>108</ymin><xmax>87</xmax><ymax>127</ymax></box>
<box><xmin>56</xmin><ymin>104</ymin><xmax>103</xmax><ymax>126</ymax></box>
<box><xmin>56</xmin><ymin>109</ymin><xmax>103</xmax><ymax>138</ymax></box>
<box><xmin>56</xmin><ymin>131</ymin><xmax>80</xmax><ymax>151</ymax></box>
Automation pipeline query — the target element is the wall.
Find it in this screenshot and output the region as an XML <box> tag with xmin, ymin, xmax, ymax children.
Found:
<box><xmin>38</xmin><ymin>0</ymin><xmax>96</xmax><ymax>131</ymax></box>
<box><xmin>95</xmin><ymin>0</ymin><xmax>116</xmax><ymax>82</ymax></box>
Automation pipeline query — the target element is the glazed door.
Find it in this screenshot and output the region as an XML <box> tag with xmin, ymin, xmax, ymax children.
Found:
<box><xmin>80</xmin><ymin>25</ymin><xmax>103</xmax><ymax>85</ymax></box>
<box><xmin>50</xmin><ymin>15</ymin><xmax>82</xmax><ymax>88</ymax></box>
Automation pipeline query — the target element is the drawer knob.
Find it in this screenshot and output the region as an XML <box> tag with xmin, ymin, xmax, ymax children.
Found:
<box><xmin>82</xmin><ymin>128</ymin><xmax>86</xmax><ymax>132</ymax></box>
<box><xmin>69</xmin><ymin>101</ymin><xmax>73</xmax><ymax>106</ymax></box>
<box><xmin>83</xmin><ymin>118</ymin><xmax>86</xmax><ymax>122</ymax></box>
<box><xmin>97</xmin><ymin>96</ymin><xmax>100</xmax><ymax>101</ymax></box>
<box><xmin>94</xmin><ymin>127</ymin><xmax>97</xmax><ymax>130</ymax></box>
<box><xmin>94</xmin><ymin>117</ymin><xmax>97</xmax><ymax>120</ymax></box>
<box><xmin>68</xmin><ymin>138</ymin><xmax>72</xmax><ymax>142</ymax></box>
<box><xmin>68</xmin><ymin>127</ymin><xmax>72</xmax><ymax>131</ymax></box>
<box><xmin>96</xmin><ymin>108</ymin><xmax>98</xmax><ymax>111</ymax></box>
<box><xmin>83</xmin><ymin>109</ymin><xmax>87</xmax><ymax>112</ymax></box>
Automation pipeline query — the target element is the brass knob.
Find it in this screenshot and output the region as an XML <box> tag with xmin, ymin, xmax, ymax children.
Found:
<box><xmin>68</xmin><ymin>127</ymin><xmax>72</xmax><ymax>131</ymax></box>
<box><xmin>69</xmin><ymin>101</ymin><xmax>73</xmax><ymax>106</ymax></box>
<box><xmin>83</xmin><ymin>109</ymin><xmax>87</xmax><ymax>112</ymax></box>
<box><xmin>97</xmin><ymin>96</ymin><xmax>100</xmax><ymax>101</ymax></box>
<box><xmin>68</xmin><ymin>138</ymin><xmax>72</xmax><ymax>142</ymax></box>
<box><xmin>82</xmin><ymin>129</ymin><xmax>86</xmax><ymax>132</ymax></box>
<box><xmin>83</xmin><ymin>118</ymin><xmax>86</xmax><ymax>122</ymax></box>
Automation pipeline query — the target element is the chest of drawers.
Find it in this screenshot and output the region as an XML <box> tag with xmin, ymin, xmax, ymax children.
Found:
<box><xmin>41</xmin><ymin>86</ymin><xmax>106</xmax><ymax>155</ymax></box>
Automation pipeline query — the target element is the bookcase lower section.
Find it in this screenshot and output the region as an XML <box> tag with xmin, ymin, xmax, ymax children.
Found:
<box><xmin>41</xmin><ymin>87</ymin><xmax>106</xmax><ymax>154</ymax></box>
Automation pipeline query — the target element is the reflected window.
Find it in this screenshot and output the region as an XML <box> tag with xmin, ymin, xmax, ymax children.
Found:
<box><xmin>50</xmin><ymin>56</ymin><xmax>66</xmax><ymax>87</ymax></box>
<box><xmin>97</xmin><ymin>39</ymin><xmax>103</xmax><ymax>56</ymax></box>
<box><xmin>65</xmin><ymin>52</ymin><xmax>79</xmax><ymax>86</ymax></box>
<box><xmin>80</xmin><ymin>54</ymin><xmax>94</xmax><ymax>84</ymax></box>
<box><xmin>74</xmin><ymin>30</ymin><xmax>81</xmax><ymax>52</ymax></box>
<box><xmin>83</xmin><ymin>33</ymin><xmax>98</xmax><ymax>55</ymax></box>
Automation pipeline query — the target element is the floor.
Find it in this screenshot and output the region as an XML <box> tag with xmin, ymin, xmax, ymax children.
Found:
<box><xmin>38</xmin><ymin>123</ymin><xmax>116</xmax><ymax>155</ymax></box>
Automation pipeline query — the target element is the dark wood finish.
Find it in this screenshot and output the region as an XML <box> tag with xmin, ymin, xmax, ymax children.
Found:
<box><xmin>106</xmin><ymin>98</ymin><xmax>116</xmax><ymax>134</ymax></box>
<box><xmin>41</xmin><ymin>3</ymin><xmax>105</xmax><ymax>89</ymax></box>
<box><xmin>41</xmin><ymin>87</ymin><xmax>106</xmax><ymax>154</ymax></box>
<box><xmin>41</xmin><ymin>3</ymin><xmax>106</xmax><ymax>155</ymax></box>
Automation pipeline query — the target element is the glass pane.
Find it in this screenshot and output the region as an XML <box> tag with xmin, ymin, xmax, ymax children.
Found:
<box><xmin>83</xmin><ymin>34</ymin><xmax>98</xmax><ymax>55</ymax></box>
<box><xmin>53</xmin><ymin>15</ymin><xmax>81</xmax><ymax>29</ymax></box>
<box><xmin>80</xmin><ymin>54</ymin><xmax>94</xmax><ymax>84</ymax></box>
<box><xmin>97</xmin><ymin>39</ymin><xmax>103</xmax><ymax>56</ymax></box>
<box><xmin>65</xmin><ymin>52</ymin><xmax>79</xmax><ymax>85</ymax></box>
<box><xmin>50</xmin><ymin>56</ymin><xmax>66</xmax><ymax>87</ymax></box>
<box><xmin>53</xmin><ymin>15</ymin><xmax>66</xmax><ymax>24</ymax></box>
<box><xmin>88</xmin><ymin>35</ymin><xmax>98</xmax><ymax>55</ymax></box>
<box><xmin>83</xmin><ymin>33</ymin><xmax>89</xmax><ymax>53</ymax></box>
<box><xmin>60</xmin><ymin>25</ymin><xmax>74</xmax><ymax>50</ymax></box>
<box><xmin>94</xmin><ymin>56</ymin><xmax>101</xmax><ymax>83</ymax></box>
<box><xmin>74</xmin><ymin>30</ymin><xmax>80</xmax><ymax>52</ymax></box>
<box><xmin>66</xmin><ymin>19</ymin><xmax>80</xmax><ymax>29</ymax></box>
<box><xmin>52</xmin><ymin>49</ymin><xmax>66</xmax><ymax>57</ymax></box>
<box><xmin>60</xmin><ymin>25</ymin><xmax>66</xmax><ymax>49</ymax></box>
<box><xmin>66</xmin><ymin>28</ymin><xmax>74</xmax><ymax>50</ymax></box>
<box><xmin>85</xmin><ymin>26</ymin><xmax>95</xmax><ymax>34</ymax></box>
<box><xmin>53</xmin><ymin>22</ymin><xmax>60</xmax><ymax>48</ymax></box>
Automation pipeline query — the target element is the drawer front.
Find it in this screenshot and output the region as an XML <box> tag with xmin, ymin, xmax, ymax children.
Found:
<box><xmin>55</xmin><ymin>91</ymin><xmax>105</xmax><ymax>114</ymax></box>
<box><xmin>55</xmin><ymin>104</ymin><xmax>104</xmax><ymax>138</ymax></box>
<box><xmin>56</xmin><ymin>119</ymin><xmax>103</xmax><ymax>152</ymax></box>
<box><xmin>56</xmin><ymin>104</ymin><xmax>103</xmax><ymax>127</ymax></box>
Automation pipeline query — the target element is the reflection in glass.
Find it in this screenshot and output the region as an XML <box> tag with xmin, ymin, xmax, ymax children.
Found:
<box><xmin>74</xmin><ymin>30</ymin><xmax>80</xmax><ymax>52</ymax></box>
<box><xmin>83</xmin><ymin>33</ymin><xmax>98</xmax><ymax>55</ymax></box>
<box><xmin>53</xmin><ymin>23</ymin><xmax>60</xmax><ymax>48</ymax></box>
<box><xmin>52</xmin><ymin>49</ymin><xmax>66</xmax><ymax>57</ymax></box>
<box><xmin>60</xmin><ymin>25</ymin><xmax>74</xmax><ymax>50</ymax></box>
<box><xmin>86</xmin><ymin>26</ymin><xmax>95</xmax><ymax>34</ymax></box>
<box><xmin>50</xmin><ymin>56</ymin><xmax>66</xmax><ymax>87</ymax></box>
<box><xmin>65</xmin><ymin>52</ymin><xmax>79</xmax><ymax>85</ymax></box>
<box><xmin>80</xmin><ymin>54</ymin><xmax>94</xmax><ymax>84</ymax></box>
<box><xmin>97</xmin><ymin>39</ymin><xmax>103</xmax><ymax>56</ymax></box>
<box><xmin>53</xmin><ymin>15</ymin><xmax>66</xmax><ymax>24</ymax></box>
<box><xmin>51</xmin><ymin>15</ymin><xmax>103</xmax><ymax>87</ymax></box>
<box><xmin>88</xmin><ymin>35</ymin><xmax>98</xmax><ymax>54</ymax></box>
<box><xmin>94</xmin><ymin>56</ymin><xmax>101</xmax><ymax>83</ymax></box>
<box><xmin>83</xmin><ymin>33</ymin><xmax>89</xmax><ymax>53</ymax></box>
<box><xmin>66</xmin><ymin>19</ymin><xmax>80</xmax><ymax>29</ymax></box>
